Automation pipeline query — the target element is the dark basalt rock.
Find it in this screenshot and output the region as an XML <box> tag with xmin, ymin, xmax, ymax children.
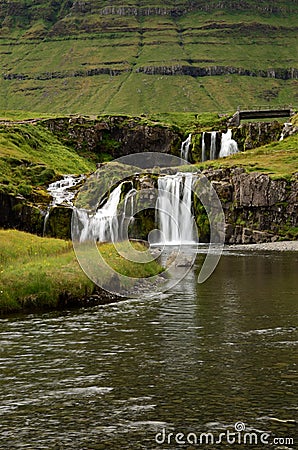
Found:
<box><xmin>0</xmin><ymin>192</ymin><xmax>45</xmax><ymax>235</ymax></box>
<box><xmin>202</xmin><ymin>168</ymin><xmax>298</xmax><ymax>244</ymax></box>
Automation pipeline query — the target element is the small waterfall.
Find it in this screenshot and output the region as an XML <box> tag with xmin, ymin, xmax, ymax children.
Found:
<box><xmin>75</xmin><ymin>182</ymin><xmax>123</xmax><ymax>242</ymax></box>
<box><xmin>43</xmin><ymin>174</ymin><xmax>85</xmax><ymax>236</ymax></box>
<box><xmin>280</xmin><ymin>122</ymin><xmax>293</xmax><ymax>141</ymax></box>
<box><xmin>120</xmin><ymin>188</ymin><xmax>136</xmax><ymax>239</ymax></box>
<box><xmin>210</xmin><ymin>131</ymin><xmax>217</xmax><ymax>160</ymax></box>
<box><xmin>219</xmin><ymin>129</ymin><xmax>238</xmax><ymax>158</ymax></box>
<box><xmin>156</xmin><ymin>173</ymin><xmax>196</xmax><ymax>244</ymax></box>
<box><xmin>180</xmin><ymin>133</ymin><xmax>192</xmax><ymax>161</ymax></box>
<box><xmin>202</xmin><ymin>131</ymin><xmax>219</xmax><ymax>161</ymax></box>
<box><xmin>201</xmin><ymin>132</ymin><xmax>206</xmax><ymax>162</ymax></box>
<box><xmin>47</xmin><ymin>175</ymin><xmax>85</xmax><ymax>206</ymax></box>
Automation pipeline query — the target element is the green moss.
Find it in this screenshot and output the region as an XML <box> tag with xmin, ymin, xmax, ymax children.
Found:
<box><xmin>193</xmin><ymin>197</ymin><xmax>210</xmax><ymax>241</ymax></box>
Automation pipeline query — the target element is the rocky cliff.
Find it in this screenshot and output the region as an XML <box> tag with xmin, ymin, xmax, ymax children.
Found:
<box><xmin>42</xmin><ymin>116</ymin><xmax>182</xmax><ymax>159</ymax></box>
<box><xmin>1</xmin><ymin>114</ymin><xmax>297</xmax><ymax>243</ymax></box>
<box><xmin>136</xmin><ymin>66</ymin><xmax>298</xmax><ymax>81</ymax></box>
<box><xmin>200</xmin><ymin>168</ymin><xmax>297</xmax><ymax>243</ymax></box>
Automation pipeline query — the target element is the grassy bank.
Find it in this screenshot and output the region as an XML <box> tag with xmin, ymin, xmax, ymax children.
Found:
<box><xmin>0</xmin><ymin>230</ymin><xmax>163</xmax><ymax>315</ymax></box>
<box><xmin>0</xmin><ymin>122</ymin><xmax>96</xmax><ymax>198</ymax></box>
<box><xmin>196</xmin><ymin>132</ymin><xmax>298</xmax><ymax>178</ymax></box>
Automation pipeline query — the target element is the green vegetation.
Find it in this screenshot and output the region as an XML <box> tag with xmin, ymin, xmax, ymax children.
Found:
<box><xmin>195</xmin><ymin>133</ymin><xmax>298</xmax><ymax>178</ymax></box>
<box><xmin>0</xmin><ymin>230</ymin><xmax>163</xmax><ymax>315</ymax></box>
<box><xmin>0</xmin><ymin>1</ymin><xmax>297</xmax><ymax>114</ymax></box>
<box><xmin>0</xmin><ymin>123</ymin><xmax>95</xmax><ymax>197</ymax></box>
<box><xmin>148</xmin><ymin>112</ymin><xmax>227</xmax><ymax>132</ymax></box>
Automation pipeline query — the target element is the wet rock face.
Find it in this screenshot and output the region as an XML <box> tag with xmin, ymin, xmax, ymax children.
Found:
<box><xmin>204</xmin><ymin>168</ymin><xmax>298</xmax><ymax>244</ymax></box>
<box><xmin>233</xmin><ymin>121</ymin><xmax>284</xmax><ymax>151</ymax></box>
<box><xmin>0</xmin><ymin>193</ymin><xmax>44</xmax><ymax>235</ymax></box>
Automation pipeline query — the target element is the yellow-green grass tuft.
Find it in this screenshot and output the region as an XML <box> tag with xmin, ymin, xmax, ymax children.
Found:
<box><xmin>0</xmin><ymin>230</ymin><xmax>162</xmax><ymax>315</ymax></box>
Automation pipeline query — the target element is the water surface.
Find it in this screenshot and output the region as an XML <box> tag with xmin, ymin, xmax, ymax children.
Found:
<box><xmin>0</xmin><ymin>250</ymin><xmax>297</xmax><ymax>449</ymax></box>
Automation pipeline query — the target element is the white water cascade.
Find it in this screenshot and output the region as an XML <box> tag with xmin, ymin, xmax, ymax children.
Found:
<box><xmin>180</xmin><ymin>133</ymin><xmax>192</xmax><ymax>161</ymax></box>
<box><xmin>75</xmin><ymin>182</ymin><xmax>124</xmax><ymax>242</ymax></box>
<box><xmin>120</xmin><ymin>188</ymin><xmax>136</xmax><ymax>234</ymax></box>
<box><xmin>210</xmin><ymin>131</ymin><xmax>217</xmax><ymax>160</ymax></box>
<box><xmin>201</xmin><ymin>132</ymin><xmax>206</xmax><ymax>162</ymax></box>
<box><xmin>156</xmin><ymin>173</ymin><xmax>196</xmax><ymax>245</ymax></box>
<box><xmin>43</xmin><ymin>174</ymin><xmax>85</xmax><ymax>236</ymax></box>
<box><xmin>47</xmin><ymin>175</ymin><xmax>85</xmax><ymax>206</ymax></box>
<box><xmin>201</xmin><ymin>131</ymin><xmax>218</xmax><ymax>161</ymax></box>
<box><xmin>219</xmin><ymin>129</ymin><xmax>238</xmax><ymax>158</ymax></box>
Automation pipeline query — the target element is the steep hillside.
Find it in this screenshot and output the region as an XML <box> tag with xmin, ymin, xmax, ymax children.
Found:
<box><xmin>0</xmin><ymin>0</ymin><xmax>297</xmax><ymax>114</ymax></box>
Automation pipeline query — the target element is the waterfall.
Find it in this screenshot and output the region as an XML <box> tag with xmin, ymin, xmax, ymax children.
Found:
<box><xmin>156</xmin><ymin>173</ymin><xmax>196</xmax><ymax>245</ymax></box>
<box><xmin>219</xmin><ymin>129</ymin><xmax>238</xmax><ymax>158</ymax></box>
<box><xmin>43</xmin><ymin>175</ymin><xmax>85</xmax><ymax>236</ymax></box>
<box><xmin>47</xmin><ymin>175</ymin><xmax>85</xmax><ymax>206</ymax></box>
<box><xmin>202</xmin><ymin>131</ymin><xmax>218</xmax><ymax>161</ymax></box>
<box><xmin>210</xmin><ymin>131</ymin><xmax>217</xmax><ymax>160</ymax></box>
<box><xmin>180</xmin><ymin>133</ymin><xmax>192</xmax><ymax>161</ymax></box>
<box><xmin>120</xmin><ymin>188</ymin><xmax>136</xmax><ymax>239</ymax></box>
<box><xmin>201</xmin><ymin>132</ymin><xmax>206</xmax><ymax>162</ymax></box>
<box><xmin>75</xmin><ymin>182</ymin><xmax>123</xmax><ymax>242</ymax></box>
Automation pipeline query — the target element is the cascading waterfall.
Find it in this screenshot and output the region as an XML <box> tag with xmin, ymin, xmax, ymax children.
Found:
<box><xmin>201</xmin><ymin>132</ymin><xmax>206</xmax><ymax>162</ymax></box>
<box><xmin>156</xmin><ymin>173</ymin><xmax>196</xmax><ymax>245</ymax></box>
<box><xmin>201</xmin><ymin>130</ymin><xmax>238</xmax><ymax>161</ymax></box>
<box><xmin>43</xmin><ymin>174</ymin><xmax>85</xmax><ymax>236</ymax></box>
<box><xmin>180</xmin><ymin>134</ymin><xmax>192</xmax><ymax>161</ymax></box>
<box><xmin>48</xmin><ymin>172</ymin><xmax>199</xmax><ymax>245</ymax></box>
<box><xmin>47</xmin><ymin>175</ymin><xmax>85</xmax><ymax>206</ymax></box>
<box><xmin>210</xmin><ymin>131</ymin><xmax>217</xmax><ymax>160</ymax></box>
<box><xmin>75</xmin><ymin>182</ymin><xmax>123</xmax><ymax>242</ymax></box>
<box><xmin>219</xmin><ymin>129</ymin><xmax>238</xmax><ymax>157</ymax></box>
<box><xmin>120</xmin><ymin>188</ymin><xmax>136</xmax><ymax>239</ymax></box>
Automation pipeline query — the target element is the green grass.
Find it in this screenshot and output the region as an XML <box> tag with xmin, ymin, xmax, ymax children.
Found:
<box><xmin>0</xmin><ymin>230</ymin><xmax>163</xmax><ymax>315</ymax></box>
<box><xmin>0</xmin><ymin>123</ymin><xmax>96</xmax><ymax>196</ymax></box>
<box><xmin>0</xmin><ymin>1</ymin><xmax>297</xmax><ymax>115</ymax></box>
<box><xmin>195</xmin><ymin>132</ymin><xmax>298</xmax><ymax>178</ymax></box>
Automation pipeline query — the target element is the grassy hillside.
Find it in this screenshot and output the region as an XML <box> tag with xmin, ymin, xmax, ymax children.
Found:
<box><xmin>0</xmin><ymin>122</ymin><xmax>95</xmax><ymax>197</ymax></box>
<box><xmin>0</xmin><ymin>0</ymin><xmax>297</xmax><ymax>114</ymax></box>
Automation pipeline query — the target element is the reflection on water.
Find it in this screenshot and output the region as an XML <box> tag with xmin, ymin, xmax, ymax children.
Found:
<box><xmin>0</xmin><ymin>251</ymin><xmax>297</xmax><ymax>449</ymax></box>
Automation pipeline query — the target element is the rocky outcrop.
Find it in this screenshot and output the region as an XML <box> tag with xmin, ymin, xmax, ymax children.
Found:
<box><xmin>200</xmin><ymin>168</ymin><xmax>298</xmax><ymax>244</ymax></box>
<box><xmin>5</xmin><ymin>65</ymin><xmax>297</xmax><ymax>82</ymax></box>
<box><xmin>3</xmin><ymin>67</ymin><xmax>127</xmax><ymax>81</ymax></box>
<box><xmin>136</xmin><ymin>65</ymin><xmax>298</xmax><ymax>80</ymax></box>
<box><xmin>0</xmin><ymin>193</ymin><xmax>45</xmax><ymax>234</ymax></box>
<box><xmin>42</xmin><ymin>116</ymin><xmax>182</xmax><ymax>158</ymax></box>
<box><xmin>233</xmin><ymin>121</ymin><xmax>284</xmax><ymax>151</ymax></box>
<box><xmin>99</xmin><ymin>6</ymin><xmax>188</xmax><ymax>16</ymax></box>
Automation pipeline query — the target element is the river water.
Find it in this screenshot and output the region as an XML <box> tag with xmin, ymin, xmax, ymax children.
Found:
<box><xmin>0</xmin><ymin>249</ymin><xmax>297</xmax><ymax>449</ymax></box>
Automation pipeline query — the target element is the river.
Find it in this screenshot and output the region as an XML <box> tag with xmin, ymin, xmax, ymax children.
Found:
<box><xmin>0</xmin><ymin>249</ymin><xmax>297</xmax><ymax>449</ymax></box>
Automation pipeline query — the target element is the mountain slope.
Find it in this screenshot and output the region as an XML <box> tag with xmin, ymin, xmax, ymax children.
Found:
<box><xmin>0</xmin><ymin>0</ymin><xmax>297</xmax><ymax>114</ymax></box>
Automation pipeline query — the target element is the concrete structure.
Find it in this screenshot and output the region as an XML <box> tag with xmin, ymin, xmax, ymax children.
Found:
<box><xmin>229</xmin><ymin>107</ymin><xmax>294</xmax><ymax>126</ymax></box>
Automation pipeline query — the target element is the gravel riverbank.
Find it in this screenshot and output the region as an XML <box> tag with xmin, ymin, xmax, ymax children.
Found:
<box><xmin>226</xmin><ymin>240</ymin><xmax>298</xmax><ymax>252</ymax></box>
